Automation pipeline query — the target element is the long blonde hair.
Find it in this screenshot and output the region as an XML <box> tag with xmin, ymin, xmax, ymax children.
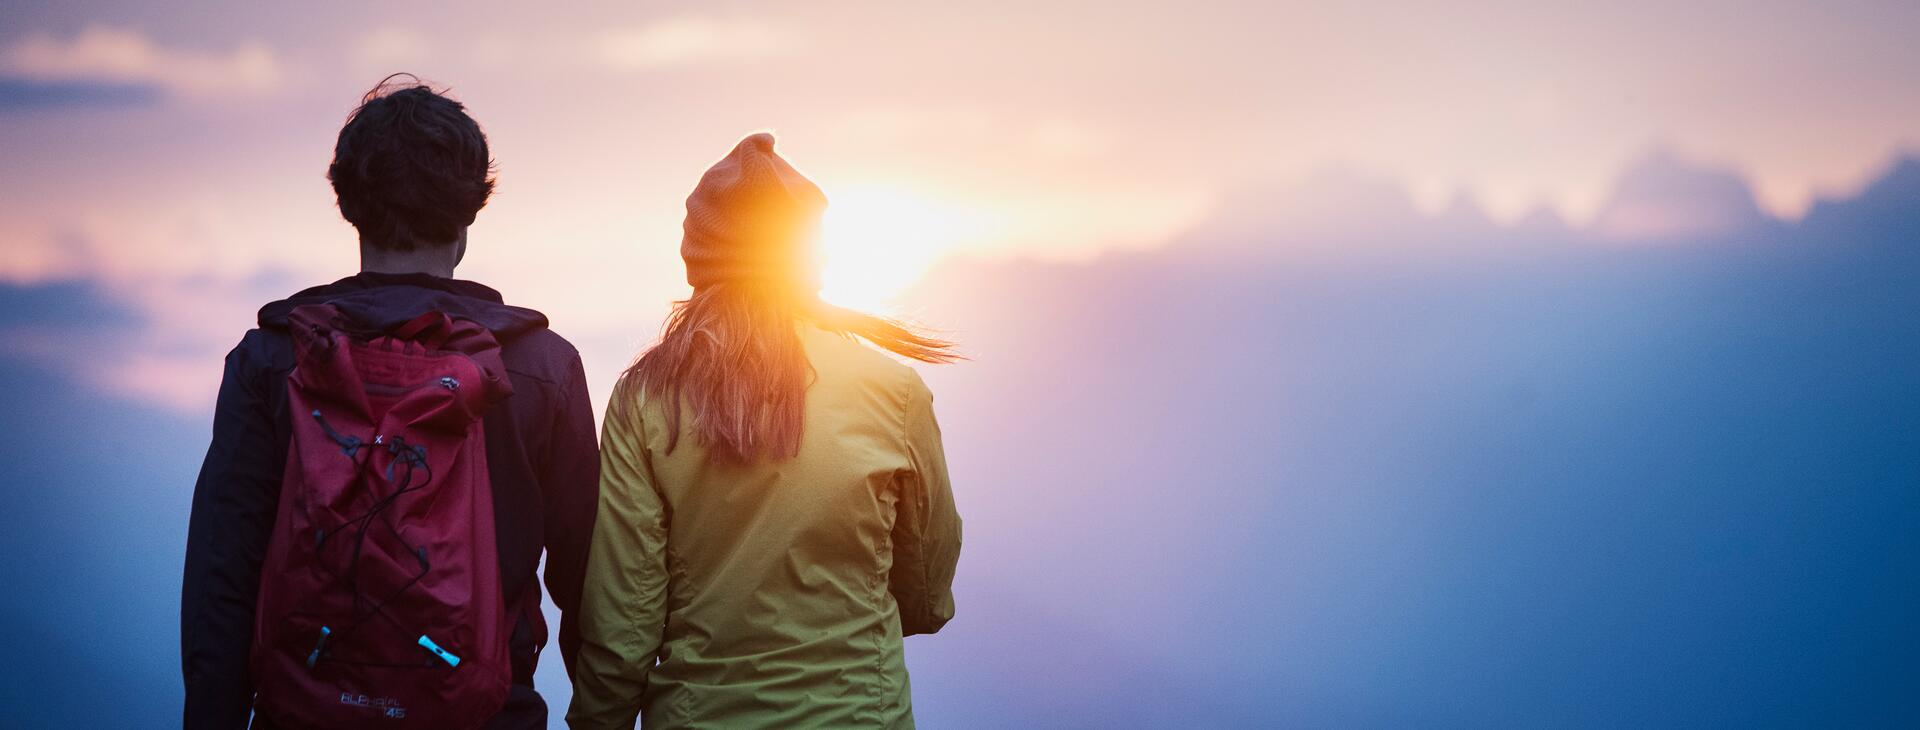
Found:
<box><xmin>624</xmin><ymin>281</ymin><xmax>958</xmax><ymax>464</ymax></box>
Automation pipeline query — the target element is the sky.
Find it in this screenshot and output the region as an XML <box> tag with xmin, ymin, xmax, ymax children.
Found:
<box><xmin>2</xmin><ymin>0</ymin><xmax>1918</xmax><ymax>410</ymax></box>
<box><xmin>1</xmin><ymin>1</ymin><xmax>1918</xmax><ymax>727</ymax></box>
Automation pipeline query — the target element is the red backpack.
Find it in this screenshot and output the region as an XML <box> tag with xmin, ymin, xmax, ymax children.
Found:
<box><xmin>251</xmin><ymin>304</ymin><xmax>514</xmax><ymax>729</ymax></box>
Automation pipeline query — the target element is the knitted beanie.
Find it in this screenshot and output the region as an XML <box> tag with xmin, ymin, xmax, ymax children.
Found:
<box><xmin>680</xmin><ymin>133</ymin><xmax>829</xmax><ymax>289</ymax></box>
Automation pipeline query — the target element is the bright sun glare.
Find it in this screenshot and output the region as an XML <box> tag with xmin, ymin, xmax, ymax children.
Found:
<box><xmin>817</xmin><ymin>184</ymin><xmax>996</xmax><ymax>312</ymax></box>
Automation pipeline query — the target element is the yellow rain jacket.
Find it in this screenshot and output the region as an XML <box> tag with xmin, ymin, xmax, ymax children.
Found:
<box><xmin>568</xmin><ymin>325</ymin><xmax>962</xmax><ymax>729</ymax></box>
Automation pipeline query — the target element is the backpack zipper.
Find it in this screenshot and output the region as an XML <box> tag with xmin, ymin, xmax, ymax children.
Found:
<box><xmin>361</xmin><ymin>375</ymin><xmax>461</xmax><ymax>396</ymax></box>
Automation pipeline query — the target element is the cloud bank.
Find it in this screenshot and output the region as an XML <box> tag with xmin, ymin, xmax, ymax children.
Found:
<box><xmin>891</xmin><ymin>152</ymin><xmax>1920</xmax><ymax>726</ymax></box>
<box><xmin>0</xmin><ymin>26</ymin><xmax>279</xmax><ymax>100</ymax></box>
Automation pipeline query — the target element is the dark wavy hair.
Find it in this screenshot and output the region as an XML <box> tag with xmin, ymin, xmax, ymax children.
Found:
<box><xmin>328</xmin><ymin>73</ymin><xmax>496</xmax><ymax>251</ymax></box>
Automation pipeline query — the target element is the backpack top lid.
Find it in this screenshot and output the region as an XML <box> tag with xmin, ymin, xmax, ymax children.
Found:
<box><xmin>287</xmin><ymin>304</ymin><xmax>515</xmax><ymax>423</ymax></box>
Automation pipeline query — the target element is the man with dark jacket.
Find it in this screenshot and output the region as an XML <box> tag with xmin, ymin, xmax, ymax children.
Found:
<box><xmin>180</xmin><ymin>76</ymin><xmax>600</xmax><ymax>729</ymax></box>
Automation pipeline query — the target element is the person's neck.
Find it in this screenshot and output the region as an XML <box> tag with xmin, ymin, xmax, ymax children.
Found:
<box><xmin>358</xmin><ymin>235</ymin><xmax>464</xmax><ymax>279</ymax></box>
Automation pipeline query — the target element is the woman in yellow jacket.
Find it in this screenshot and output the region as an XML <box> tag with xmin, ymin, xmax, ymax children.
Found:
<box><xmin>568</xmin><ymin>133</ymin><xmax>962</xmax><ymax>729</ymax></box>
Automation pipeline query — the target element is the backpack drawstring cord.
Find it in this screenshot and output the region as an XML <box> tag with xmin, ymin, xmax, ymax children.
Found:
<box><xmin>311</xmin><ymin>410</ymin><xmax>362</xmax><ymax>457</ymax></box>
<box><xmin>304</xmin><ymin>407</ymin><xmax>437</xmax><ymax>668</ymax></box>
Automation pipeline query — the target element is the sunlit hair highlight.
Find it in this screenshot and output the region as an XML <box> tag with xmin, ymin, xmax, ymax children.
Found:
<box><xmin>624</xmin><ymin>281</ymin><xmax>959</xmax><ymax>464</ymax></box>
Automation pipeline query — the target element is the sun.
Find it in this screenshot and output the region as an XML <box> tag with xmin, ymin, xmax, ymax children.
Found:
<box><xmin>816</xmin><ymin>184</ymin><xmax>994</xmax><ymax>311</ymax></box>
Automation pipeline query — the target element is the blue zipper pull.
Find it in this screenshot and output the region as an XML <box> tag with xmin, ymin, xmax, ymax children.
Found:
<box><xmin>418</xmin><ymin>634</ymin><xmax>460</xmax><ymax>667</ymax></box>
<box><xmin>306</xmin><ymin>626</ymin><xmax>331</xmax><ymax>668</ymax></box>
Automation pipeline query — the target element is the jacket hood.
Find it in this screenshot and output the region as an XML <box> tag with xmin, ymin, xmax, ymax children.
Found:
<box><xmin>258</xmin><ymin>272</ymin><xmax>549</xmax><ymax>341</ymax></box>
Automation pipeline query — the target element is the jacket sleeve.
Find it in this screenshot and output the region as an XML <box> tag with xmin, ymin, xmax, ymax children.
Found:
<box><xmin>541</xmin><ymin>354</ymin><xmax>601</xmax><ymax>679</ymax></box>
<box><xmin>890</xmin><ymin>373</ymin><xmax>962</xmax><ymax>637</ymax></box>
<box><xmin>181</xmin><ymin>335</ymin><xmax>286</xmax><ymax>729</ymax></box>
<box><xmin>567</xmin><ymin>384</ymin><xmax>669</xmax><ymax>729</ymax></box>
